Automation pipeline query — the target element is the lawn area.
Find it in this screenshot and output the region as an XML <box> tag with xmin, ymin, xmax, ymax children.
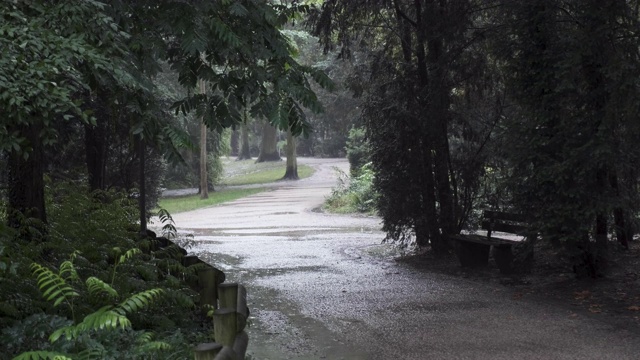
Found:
<box><xmin>157</xmin><ymin>188</ymin><xmax>266</xmax><ymax>214</ymax></box>
<box><xmin>158</xmin><ymin>159</ymin><xmax>316</xmax><ymax>213</ymax></box>
<box><xmin>220</xmin><ymin>159</ymin><xmax>314</xmax><ymax>186</ymax></box>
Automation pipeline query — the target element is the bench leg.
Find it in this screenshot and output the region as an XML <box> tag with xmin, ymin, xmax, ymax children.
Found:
<box><xmin>492</xmin><ymin>244</ymin><xmax>514</xmax><ymax>274</ymax></box>
<box><xmin>455</xmin><ymin>241</ymin><xmax>490</xmax><ymax>268</ymax></box>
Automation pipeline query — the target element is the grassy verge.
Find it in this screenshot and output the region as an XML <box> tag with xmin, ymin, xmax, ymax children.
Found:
<box><xmin>221</xmin><ymin>163</ymin><xmax>314</xmax><ymax>186</ymax></box>
<box><xmin>157</xmin><ymin>188</ymin><xmax>266</xmax><ymax>214</ymax></box>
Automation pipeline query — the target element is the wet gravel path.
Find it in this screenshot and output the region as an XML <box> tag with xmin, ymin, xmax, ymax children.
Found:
<box><xmin>169</xmin><ymin>158</ymin><xmax>640</xmax><ymax>359</ymax></box>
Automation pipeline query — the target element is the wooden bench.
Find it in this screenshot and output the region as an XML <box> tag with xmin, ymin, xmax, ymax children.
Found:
<box><xmin>449</xmin><ymin>210</ymin><xmax>532</xmax><ymax>274</ymax></box>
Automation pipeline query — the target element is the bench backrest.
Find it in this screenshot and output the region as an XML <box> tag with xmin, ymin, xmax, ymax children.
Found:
<box><xmin>482</xmin><ymin>210</ymin><xmax>528</xmax><ymax>238</ymax></box>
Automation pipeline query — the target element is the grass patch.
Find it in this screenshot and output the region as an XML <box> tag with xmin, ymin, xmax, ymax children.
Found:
<box><xmin>221</xmin><ymin>162</ymin><xmax>314</xmax><ymax>186</ymax></box>
<box><xmin>157</xmin><ymin>188</ymin><xmax>266</xmax><ymax>214</ymax></box>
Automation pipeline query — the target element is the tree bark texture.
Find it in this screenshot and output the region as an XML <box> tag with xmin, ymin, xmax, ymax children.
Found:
<box><xmin>84</xmin><ymin>120</ymin><xmax>108</xmax><ymax>192</ymax></box>
<box><xmin>236</xmin><ymin>124</ymin><xmax>251</xmax><ymax>160</ymax></box>
<box><xmin>138</xmin><ymin>136</ymin><xmax>147</xmax><ymax>235</ymax></box>
<box><xmin>282</xmin><ymin>128</ymin><xmax>298</xmax><ymax>180</ymax></box>
<box><xmin>7</xmin><ymin>123</ymin><xmax>46</xmax><ymax>228</ymax></box>
<box><xmin>256</xmin><ymin>122</ymin><xmax>280</xmax><ymax>162</ymax></box>
<box><xmin>230</xmin><ymin>129</ymin><xmax>239</xmax><ymax>157</ymax></box>
<box><xmin>199</xmin><ymin>79</ymin><xmax>209</xmax><ymax>199</ymax></box>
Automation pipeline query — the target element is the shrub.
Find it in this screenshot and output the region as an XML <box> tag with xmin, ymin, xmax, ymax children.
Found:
<box><xmin>325</xmin><ymin>163</ymin><xmax>378</xmax><ymax>214</ymax></box>
<box><xmin>345</xmin><ymin>127</ymin><xmax>371</xmax><ymax>176</ymax></box>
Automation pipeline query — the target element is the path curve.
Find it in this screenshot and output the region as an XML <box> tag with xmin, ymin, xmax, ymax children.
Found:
<box><xmin>169</xmin><ymin>158</ymin><xmax>640</xmax><ymax>360</ymax></box>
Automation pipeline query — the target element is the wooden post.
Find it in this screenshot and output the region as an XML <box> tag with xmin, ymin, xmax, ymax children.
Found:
<box><xmin>232</xmin><ymin>331</ymin><xmax>249</xmax><ymax>359</ymax></box>
<box><xmin>213</xmin><ymin>347</ymin><xmax>238</xmax><ymax>360</ymax></box>
<box><xmin>213</xmin><ymin>308</ymin><xmax>237</xmax><ymax>347</ymax></box>
<box><xmin>183</xmin><ymin>255</ymin><xmax>201</xmax><ymax>267</ymax></box>
<box><xmin>218</xmin><ymin>283</ymin><xmax>248</xmax><ymax>331</ymax></box>
<box><xmin>194</xmin><ymin>343</ymin><xmax>223</xmax><ymax>360</ymax></box>
<box><xmin>199</xmin><ymin>268</ymin><xmax>219</xmax><ymax>307</ymax></box>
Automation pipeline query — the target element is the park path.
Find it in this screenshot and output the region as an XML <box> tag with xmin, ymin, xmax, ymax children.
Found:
<box><xmin>169</xmin><ymin>158</ymin><xmax>640</xmax><ymax>360</ymax></box>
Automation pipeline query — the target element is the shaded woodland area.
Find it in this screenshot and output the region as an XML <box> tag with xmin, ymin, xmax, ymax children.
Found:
<box><xmin>313</xmin><ymin>0</ymin><xmax>640</xmax><ymax>278</ymax></box>
<box><xmin>2</xmin><ymin>0</ymin><xmax>640</xmax><ymax>358</ymax></box>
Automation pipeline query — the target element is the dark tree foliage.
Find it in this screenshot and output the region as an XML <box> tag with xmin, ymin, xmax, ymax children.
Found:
<box><xmin>311</xmin><ymin>0</ymin><xmax>500</xmax><ymax>253</ymax></box>
<box><xmin>492</xmin><ymin>0</ymin><xmax>640</xmax><ymax>276</ymax></box>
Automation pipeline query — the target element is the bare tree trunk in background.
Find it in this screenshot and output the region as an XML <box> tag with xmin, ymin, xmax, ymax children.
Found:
<box><xmin>230</xmin><ymin>129</ymin><xmax>239</xmax><ymax>157</ymax></box>
<box><xmin>199</xmin><ymin>79</ymin><xmax>209</xmax><ymax>199</ymax></box>
<box><xmin>138</xmin><ymin>136</ymin><xmax>147</xmax><ymax>235</ymax></box>
<box><xmin>237</xmin><ymin>124</ymin><xmax>251</xmax><ymax>160</ymax></box>
<box><xmin>282</xmin><ymin>128</ymin><xmax>298</xmax><ymax>180</ymax></box>
<box><xmin>7</xmin><ymin>123</ymin><xmax>47</xmax><ymax>230</ymax></box>
<box><xmin>256</xmin><ymin>122</ymin><xmax>281</xmax><ymax>162</ymax></box>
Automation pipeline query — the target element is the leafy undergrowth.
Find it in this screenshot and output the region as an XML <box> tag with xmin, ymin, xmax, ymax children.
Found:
<box><xmin>324</xmin><ymin>163</ymin><xmax>377</xmax><ymax>215</ymax></box>
<box><xmin>220</xmin><ymin>159</ymin><xmax>314</xmax><ymax>186</ymax></box>
<box><xmin>0</xmin><ymin>183</ymin><xmax>212</xmax><ymax>359</ymax></box>
<box><xmin>157</xmin><ymin>188</ymin><xmax>266</xmax><ymax>214</ymax></box>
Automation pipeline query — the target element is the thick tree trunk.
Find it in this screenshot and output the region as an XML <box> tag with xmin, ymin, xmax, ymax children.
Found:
<box><xmin>256</xmin><ymin>122</ymin><xmax>280</xmax><ymax>162</ymax></box>
<box><xmin>198</xmin><ymin>79</ymin><xmax>209</xmax><ymax>199</ymax></box>
<box><xmin>85</xmin><ymin>121</ymin><xmax>107</xmax><ymax>191</ymax></box>
<box><xmin>7</xmin><ymin>123</ymin><xmax>46</xmax><ymax>229</ymax></box>
<box><xmin>282</xmin><ymin>129</ymin><xmax>298</xmax><ymax>180</ymax></box>
<box><xmin>610</xmin><ymin>172</ymin><xmax>630</xmax><ymax>249</ymax></box>
<box><xmin>199</xmin><ymin>121</ymin><xmax>209</xmax><ymax>199</ymax></box>
<box><xmin>138</xmin><ymin>136</ymin><xmax>147</xmax><ymax>235</ymax></box>
<box><xmin>230</xmin><ymin>129</ymin><xmax>239</xmax><ymax>157</ymax></box>
<box><xmin>237</xmin><ymin>124</ymin><xmax>251</xmax><ymax>160</ymax></box>
<box><xmin>426</xmin><ymin>21</ymin><xmax>455</xmax><ymax>247</ymax></box>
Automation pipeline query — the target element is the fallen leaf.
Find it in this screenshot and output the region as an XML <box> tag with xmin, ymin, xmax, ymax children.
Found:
<box><xmin>574</xmin><ymin>290</ymin><xmax>591</xmax><ymax>300</ymax></box>
<box><xmin>588</xmin><ymin>304</ymin><xmax>602</xmax><ymax>313</ymax></box>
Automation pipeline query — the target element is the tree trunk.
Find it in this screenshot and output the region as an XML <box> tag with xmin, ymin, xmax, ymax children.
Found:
<box><xmin>7</xmin><ymin>123</ymin><xmax>46</xmax><ymax>229</ymax></box>
<box><xmin>610</xmin><ymin>172</ymin><xmax>629</xmax><ymax>249</ymax></box>
<box><xmin>236</xmin><ymin>124</ymin><xmax>251</xmax><ymax>160</ymax></box>
<box><xmin>199</xmin><ymin>79</ymin><xmax>209</xmax><ymax>199</ymax></box>
<box><xmin>282</xmin><ymin>128</ymin><xmax>298</xmax><ymax>180</ymax></box>
<box><xmin>85</xmin><ymin>121</ymin><xmax>107</xmax><ymax>191</ymax></box>
<box><xmin>199</xmin><ymin>121</ymin><xmax>209</xmax><ymax>199</ymax></box>
<box><xmin>256</xmin><ymin>122</ymin><xmax>280</xmax><ymax>162</ymax></box>
<box><xmin>138</xmin><ymin>136</ymin><xmax>147</xmax><ymax>235</ymax></box>
<box><xmin>230</xmin><ymin>129</ymin><xmax>239</xmax><ymax>157</ymax></box>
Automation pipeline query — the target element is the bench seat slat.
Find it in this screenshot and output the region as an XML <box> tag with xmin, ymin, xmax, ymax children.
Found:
<box><xmin>481</xmin><ymin>221</ymin><xmax>528</xmax><ymax>234</ymax></box>
<box><xmin>449</xmin><ymin>234</ymin><xmax>518</xmax><ymax>246</ymax></box>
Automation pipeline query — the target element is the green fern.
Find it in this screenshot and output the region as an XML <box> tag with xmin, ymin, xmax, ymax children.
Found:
<box><xmin>116</xmin><ymin>288</ymin><xmax>164</xmax><ymax>315</ymax></box>
<box><xmin>135</xmin><ymin>332</ymin><xmax>171</xmax><ymax>353</ymax></box>
<box><xmin>12</xmin><ymin>351</ymin><xmax>72</xmax><ymax>360</ymax></box>
<box><xmin>31</xmin><ymin>263</ymin><xmax>79</xmax><ymax>309</ymax></box>
<box><xmin>85</xmin><ymin>277</ymin><xmax>118</xmax><ymax>301</ymax></box>
<box><xmin>49</xmin><ymin>288</ymin><xmax>164</xmax><ymax>342</ymax></box>
<box><xmin>117</xmin><ymin>248</ymin><xmax>141</xmax><ymax>265</ymax></box>
<box><xmin>49</xmin><ymin>305</ymin><xmax>131</xmax><ymax>342</ymax></box>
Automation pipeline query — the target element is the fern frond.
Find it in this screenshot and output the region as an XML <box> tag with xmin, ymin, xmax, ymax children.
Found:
<box><xmin>137</xmin><ymin>340</ymin><xmax>171</xmax><ymax>353</ymax></box>
<box><xmin>118</xmin><ymin>248</ymin><xmax>141</xmax><ymax>265</ymax></box>
<box><xmin>75</xmin><ymin>347</ymin><xmax>105</xmax><ymax>360</ymax></box>
<box><xmin>50</xmin><ymin>305</ymin><xmax>131</xmax><ymax>342</ymax></box>
<box><xmin>164</xmin><ymin>288</ymin><xmax>195</xmax><ymax>308</ymax></box>
<box><xmin>86</xmin><ymin>277</ymin><xmax>118</xmax><ymax>300</ymax></box>
<box><xmin>116</xmin><ymin>288</ymin><xmax>163</xmax><ymax>315</ymax></box>
<box><xmin>12</xmin><ymin>350</ymin><xmax>72</xmax><ymax>360</ymax></box>
<box><xmin>58</xmin><ymin>259</ymin><xmax>80</xmax><ymax>282</ymax></box>
<box><xmin>31</xmin><ymin>263</ymin><xmax>79</xmax><ymax>307</ymax></box>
